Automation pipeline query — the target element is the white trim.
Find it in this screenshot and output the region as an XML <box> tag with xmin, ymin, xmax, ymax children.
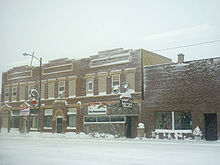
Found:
<box><xmin>91</xmin><ymin>52</ymin><xmax>130</xmax><ymax>62</ymax></box>
<box><xmin>124</xmin><ymin>68</ymin><xmax>136</xmax><ymax>71</ymax></box>
<box><xmin>172</xmin><ymin>111</ymin><xmax>175</xmax><ymax>130</ymax></box>
<box><xmin>43</xmin><ymin>63</ymin><xmax>73</xmax><ymax>75</ymax></box>
<box><xmin>7</xmin><ymin>70</ymin><xmax>32</xmax><ymax>80</ymax></box>
<box><xmin>12</xmin><ymin>83</ymin><xmax>18</xmax><ymax>86</ymax></box>
<box><xmin>44</xmin><ymin>63</ymin><xmax>72</xmax><ymax>69</ymax></box>
<box><xmin>68</xmin><ymin>76</ymin><xmax>77</xmax><ymax>79</ymax></box>
<box><xmin>85</xmin><ymin>73</ymin><xmax>95</xmax><ymax>77</ymax></box>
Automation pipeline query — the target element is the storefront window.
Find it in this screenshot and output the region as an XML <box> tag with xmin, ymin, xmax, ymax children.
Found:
<box><xmin>97</xmin><ymin>116</ymin><xmax>109</xmax><ymax>122</ymax></box>
<box><xmin>110</xmin><ymin>116</ymin><xmax>125</xmax><ymax>122</ymax></box>
<box><xmin>175</xmin><ymin>112</ymin><xmax>192</xmax><ymax>130</ymax></box>
<box><xmin>67</xmin><ymin>115</ymin><xmax>76</xmax><ymax>127</ymax></box>
<box><xmin>85</xmin><ymin>117</ymin><xmax>96</xmax><ymax>122</ymax></box>
<box><xmin>84</xmin><ymin>116</ymin><xmax>125</xmax><ymax>123</ymax></box>
<box><xmin>155</xmin><ymin>111</ymin><xmax>192</xmax><ymax>130</ymax></box>
<box><xmin>10</xmin><ymin>110</ymin><xmax>20</xmax><ymax>128</ymax></box>
<box><xmin>155</xmin><ymin>112</ymin><xmax>172</xmax><ymax>129</ymax></box>
<box><xmin>30</xmin><ymin>109</ymin><xmax>38</xmax><ymax>130</ymax></box>
<box><xmin>67</xmin><ymin>108</ymin><xmax>77</xmax><ymax>128</ymax></box>
<box><xmin>44</xmin><ymin>109</ymin><xmax>52</xmax><ymax>128</ymax></box>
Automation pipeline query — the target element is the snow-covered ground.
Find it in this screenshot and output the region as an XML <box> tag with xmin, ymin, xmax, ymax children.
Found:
<box><xmin>0</xmin><ymin>132</ymin><xmax>220</xmax><ymax>165</ymax></box>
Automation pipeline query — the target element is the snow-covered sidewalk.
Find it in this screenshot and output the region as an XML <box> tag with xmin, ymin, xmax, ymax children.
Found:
<box><xmin>0</xmin><ymin>132</ymin><xmax>220</xmax><ymax>165</ymax></box>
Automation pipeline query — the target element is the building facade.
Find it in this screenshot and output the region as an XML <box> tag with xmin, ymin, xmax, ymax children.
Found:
<box><xmin>0</xmin><ymin>48</ymin><xmax>171</xmax><ymax>138</ymax></box>
<box><xmin>142</xmin><ymin>56</ymin><xmax>220</xmax><ymax>140</ymax></box>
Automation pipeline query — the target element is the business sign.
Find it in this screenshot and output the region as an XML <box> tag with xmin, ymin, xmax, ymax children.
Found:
<box><xmin>121</xmin><ymin>97</ymin><xmax>132</xmax><ymax>108</ymax></box>
<box><xmin>20</xmin><ymin>107</ymin><xmax>30</xmax><ymax>116</ymax></box>
<box><xmin>88</xmin><ymin>102</ymin><xmax>107</xmax><ymax>115</ymax></box>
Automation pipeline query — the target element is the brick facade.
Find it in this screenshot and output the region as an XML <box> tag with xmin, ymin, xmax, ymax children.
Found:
<box><xmin>0</xmin><ymin>48</ymin><xmax>171</xmax><ymax>137</ymax></box>
<box><xmin>142</xmin><ymin>57</ymin><xmax>220</xmax><ymax>140</ymax></box>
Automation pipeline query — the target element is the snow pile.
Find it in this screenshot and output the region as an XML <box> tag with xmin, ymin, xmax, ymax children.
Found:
<box><xmin>88</xmin><ymin>132</ymin><xmax>117</xmax><ymax>139</ymax></box>
<box><xmin>0</xmin><ymin>130</ymin><xmax>124</xmax><ymax>140</ymax></box>
<box><xmin>193</xmin><ymin>126</ymin><xmax>202</xmax><ymax>140</ymax></box>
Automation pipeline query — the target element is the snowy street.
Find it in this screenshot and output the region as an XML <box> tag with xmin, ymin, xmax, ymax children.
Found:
<box><xmin>0</xmin><ymin>134</ymin><xmax>220</xmax><ymax>165</ymax></box>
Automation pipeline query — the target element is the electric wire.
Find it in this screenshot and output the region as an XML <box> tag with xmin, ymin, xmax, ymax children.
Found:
<box><xmin>152</xmin><ymin>39</ymin><xmax>220</xmax><ymax>52</ymax></box>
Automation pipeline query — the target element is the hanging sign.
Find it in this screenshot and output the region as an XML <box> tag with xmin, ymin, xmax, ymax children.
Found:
<box><xmin>88</xmin><ymin>102</ymin><xmax>107</xmax><ymax>115</ymax></box>
<box><xmin>20</xmin><ymin>107</ymin><xmax>30</xmax><ymax>116</ymax></box>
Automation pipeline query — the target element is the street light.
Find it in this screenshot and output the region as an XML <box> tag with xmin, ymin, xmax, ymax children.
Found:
<box><xmin>23</xmin><ymin>52</ymin><xmax>42</xmax><ymax>131</ymax></box>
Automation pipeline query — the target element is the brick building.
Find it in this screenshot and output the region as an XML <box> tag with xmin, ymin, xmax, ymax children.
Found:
<box><xmin>0</xmin><ymin>48</ymin><xmax>171</xmax><ymax>138</ymax></box>
<box><xmin>142</xmin><ymin>55</ymin><xmax>220</xmax><ymax>140</ymax></box>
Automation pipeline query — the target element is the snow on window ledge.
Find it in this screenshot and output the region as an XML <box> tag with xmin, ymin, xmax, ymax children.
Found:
<box><xmin>67</xmin><ymin>127</ymin><xmax>76</xmax><ymax>129</ymax></box>
<box><xmin>86</xmin><ymin>93</ymin><xmax>94</xmax><ymax>97</ymax></box>
<box><xmin>69</xmin><ymin>95</ymin><xmax>76</xmax><ymax>98</ymax></box>
<box><xmin>30</xmin><ymin>128</ymin><xmax>38</xmax><ymax>130</ymax></box>
<box><xmin>155</xmin><ymin>129</ymin><xmax>192</xmax><ymax>134</ymax></box>
<box><xmin>44</xmin><ymin>127</ymin><xmax>52</xmax><ymax>129</ymax></box>
<box><xmin>98</xmin><ymin>92</ymin><xmax>106</xmax><ymax>96</ymax></box>
<box><xmin>48</xmin><ymin>97</ymin><xmax>54</xmax><ymax>100</ymax></box>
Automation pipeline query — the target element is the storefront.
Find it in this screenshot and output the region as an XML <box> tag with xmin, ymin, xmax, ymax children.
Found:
<box><xmin>83</xmin><ymin>101</ymin><xmax>139</xmax><ymax>138</ymax></box>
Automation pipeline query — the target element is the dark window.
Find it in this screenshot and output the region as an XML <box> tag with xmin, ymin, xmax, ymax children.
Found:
<box><xmin>111</xmin><ymin>116</ymin><xmax>125</xmax><ymax>122</ymax></box>
<box><xmin>67</xmin><ymin>115</ymin><xmax>76</xmax><ymax>127</ymax></box>
<box><xmin>155</xmin><ymin>112</ymin><xmax>172</xmax><ymax>129</ymax></box>
<box><xmin>97</xmin><ymin>116</ymin><xmax>109</xmax><ymax>122</ymax></box>
<box><xmin>175</xmin><ymin>112</ymin><xmax>192</xmax><ymax>130</ymax></box>
<box><xmin>85</xmin><ymin>117</ymin><xmax>96</xmax><ymax>122</ymax></box>
<box><xmin>44</xmin><ymin>116</ymin><xmax>52</xmax><ymax>127</ymax></box>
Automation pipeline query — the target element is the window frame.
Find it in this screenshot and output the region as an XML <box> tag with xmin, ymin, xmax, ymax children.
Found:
<box><xmin>67</xmin><ymin>108</ymin><xmax>77</xmax><ymax>129</ymax></box>
<box><xmin>112</xmin><ymin>74</ymin><xmax>120</xmax><ymax>93</ymax></box>
<box><xmin>12</xmin><ymin>87</ymin><xmax>17</xmax><ymax>102</ymax></box>
<box><xmin>155</xmin><ymin>111</ymin><xmax>192</xmax><ymax>131</ymax></box>
<box><xmin>58</xmin><ymin>81</ymin><xmax>65</xmax><ymax>98</ymax></box>
<box><xmin>44</xmin><ymin>109</ymin><xmax>53</xmax><ymax>129</ymax></box>
<box><xmin>4</xmin><ymin>87</ymin><xmax>9</xmax><ymax>102</ymax></box>
<box><xmin>88</xmin><ymin>81</ymin><xmax>93</xmax><ymax>92</ymax></box>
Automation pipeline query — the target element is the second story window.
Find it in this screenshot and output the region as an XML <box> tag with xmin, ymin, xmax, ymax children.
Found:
<box><xmin>28</xmin><ymin>84</ymin><xmax>34</xmax><ymax>100</ymax></box>
<box><xmin>86</xmin><ymin>76</ymin><xmax>94</xmax><ymax>96</ymax></box>
<box><xmin>88</xmin><ymin>81</ymin><xmax>93</xmax><ymax>91</ymax></box>
<box><xmin>98</xmin><ymin>76</ymin><xmax>106</xmax><ymax>95</ymax></box>
<box><xmin>58</xmin><ymin>81</ymin><xmax>65</xmax><ymax>98</ymax></box>
<box><xmin>125</xmin><ymin>72</ymin><xmax>135</xmax><ymax>92</ymax></box>
<box><xmin>48</xmin><ymin>80</ymin><xmax>55</xmax><ymax>99</ymax></box>
<box><xmin>12</xmin><ymin>87</ymin><xmax>17</xmax><ymax>102</ymax></box>
<box><xmin>112</xmin><ymin>75</ymin><xmax>120</xmax><ymax>94</ymax></box>
<box><xmin>19</xmin><ymin>84</ymin><xmax>25</xmax><ymax>101</ymax></box>
<box><xmin>4</xmin><ymin>87</ymin><xmax>9</xmax><ymax>102</ymax></box>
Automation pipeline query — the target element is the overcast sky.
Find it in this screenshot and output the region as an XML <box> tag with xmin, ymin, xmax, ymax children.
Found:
<box><xmin>1</xmin><ymin>0</ymin><xmax>220</xmax><ymax>91</ymax></box>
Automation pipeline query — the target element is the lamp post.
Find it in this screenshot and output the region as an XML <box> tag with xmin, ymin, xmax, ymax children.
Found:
<box><xmin>23</xmin><ymin>52</ymin><xmax>42</xmax><ymax>131</ymax></box>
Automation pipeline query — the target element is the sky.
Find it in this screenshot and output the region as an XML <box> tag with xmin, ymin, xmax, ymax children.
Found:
<box><xmin>0</xmin><ymin>0</ymin><xmax>220</xmax><ymax>90</ymax></box>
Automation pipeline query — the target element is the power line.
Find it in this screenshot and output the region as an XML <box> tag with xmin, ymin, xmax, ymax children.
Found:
<box><xmin>153</xmin><ymin>39</ymin><xmax>220</xmax><ymax>52</ymax></box>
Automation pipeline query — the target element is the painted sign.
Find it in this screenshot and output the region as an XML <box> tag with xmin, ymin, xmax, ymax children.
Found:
<box><xmin>88</xmin><ymin>102</ymin><xmax>107</xmax><ymax>115</ymax></box>
<box><xmin>20</xmin><ymin>107</ymin><xmax>30</xmax><ymax>116</ymax></box>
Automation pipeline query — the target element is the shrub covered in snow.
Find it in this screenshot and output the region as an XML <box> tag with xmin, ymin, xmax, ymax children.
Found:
<box><xmin>193</xmin><ymin>126</ymin><xmax>202</xmax><ymax>140</ymax></box>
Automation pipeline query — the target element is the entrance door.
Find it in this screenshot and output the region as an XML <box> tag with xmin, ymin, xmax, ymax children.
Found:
<box><xmin>56</xmin><ymin>118</ymin><xmax>63</xmax><ymax>133</ymax></box>
<box><xmin>126</xmin><ymin>116</ymin><xmax>132</xmax><ymax>138</ymax></box>
<box><xmin>205</xmin><ymin>114</ymin><xmax>217</xmax><ymax>141</ymax></box>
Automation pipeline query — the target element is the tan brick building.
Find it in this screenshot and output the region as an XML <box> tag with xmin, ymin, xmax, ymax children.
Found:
<box><xmin>0</xmin><ymin>48</ymin><xmax>171</xmax><ymax>137</ymax></box>
<box><xmin>142</xmin><ymin>56</ymin><xmax>220</xmax><ymax>140</ymax></box>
